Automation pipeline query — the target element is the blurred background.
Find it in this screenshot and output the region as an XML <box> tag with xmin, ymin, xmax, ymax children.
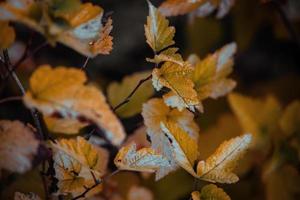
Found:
<box><xmin>1</xmin><ymin>0</ymin><xmax>300</xmax><ymax>199</ymax></box>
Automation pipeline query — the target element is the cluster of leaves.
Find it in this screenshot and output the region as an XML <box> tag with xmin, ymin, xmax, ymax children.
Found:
<box><xmin>0</xmin><ymin>0</ymin><xmax>113</xmax><ymax>56</ymax></box>
<box><xmin>1</xmin><ymin>0</ymin><xmax>299</xmax><ymax>200</ymax></box>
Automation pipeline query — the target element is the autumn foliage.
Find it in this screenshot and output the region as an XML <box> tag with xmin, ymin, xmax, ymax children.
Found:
<box><xmin>0</xmin><ymin>0</ymin><xmax>300</xmax><ymax>200</ymax></box>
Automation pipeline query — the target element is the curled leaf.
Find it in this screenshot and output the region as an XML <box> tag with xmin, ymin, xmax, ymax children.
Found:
<box><xmin>23</xmin><ymin>65</ymin><xmax>125</xmax><ymax>146</ymax></box>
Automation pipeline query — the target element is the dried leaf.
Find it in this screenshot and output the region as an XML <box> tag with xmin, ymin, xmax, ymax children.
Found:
<box><xmin>51</xmin><ymin>136</ymin><xmax>108</xmax><ymax>197</ymax></box>
<box><xmin>152</xmin><ymin>61</ymin><xmax>199</xmax><ymax>111</ymax></box>
<box><xmin>108</xmin><ymin>71</ymin><xmax>154</xmax><ymax>118</ymax></box>
<box><xmin>142</xmin><ymin>98</ymin><xmax>199</xmax><ymax>179</ymax></box>
<box><xmin>0</xmin><ymin>120</ymin><xmax>39</xmax><ymax>174</ymax></box>
<box><xmin>14</xmin><ymin>192</ymin><xmax>41</xmax><ymax>200</ymax></box>
<box><xmin>197</xmin><ymin>134</ymin><xmax>252</xmax><ymax>183</ymax></box>
<box><xmin>24</xmin><ymin>65</ymin><xmax>125</xmax><ymax>146</ymax></box>
<box><xmin>114</xmin><ymin>143</ymin><xmax>170</xmax><ymax>173</ymax></box>
<box><xmin>144</xmin><ymin>1</ymin><xmax>175</xmax><ymax>52</ymax></box>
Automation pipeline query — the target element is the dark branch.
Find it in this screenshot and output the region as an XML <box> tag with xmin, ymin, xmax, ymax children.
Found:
<box><xmin>113</xmin><ymin>74</ymin><xmax>152</xmax><ymax>111</ymax></box>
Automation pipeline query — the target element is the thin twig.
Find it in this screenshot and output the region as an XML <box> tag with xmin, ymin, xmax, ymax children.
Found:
<box><xmin>113</xmin><ymin>74</ymin><xmax>152</xmax><ymax>111</ymax></box>
<box><xmin>0</xmin><ymin>96</ymin><xmax>22</xmax><ymax>104</ymax></box>
<box><xmin>72</xmin><ymin>169</ymin><xmax>120</xmax><ymax>200</ymax></box>
<box><xmin>2</xmin><ymin>49</ymin><xmax>46</xmax><ymax>140</ymax></box>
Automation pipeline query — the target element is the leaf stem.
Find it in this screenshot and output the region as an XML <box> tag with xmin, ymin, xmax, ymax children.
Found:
<box><xmin>113</xmin><ymin>74</ymin><xmax>152</xmax><ymax>111</ymax></box>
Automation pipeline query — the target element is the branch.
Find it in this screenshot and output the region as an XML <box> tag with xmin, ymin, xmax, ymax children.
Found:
<box><xmin>113</xmin><ymin>74</ymin><xmax>152</xmax><ymax>111</ymax></box>
<box><xmin>71</xmin><ymin>169</ymin><xmax>120</xmax><ymax>200</ymax></box>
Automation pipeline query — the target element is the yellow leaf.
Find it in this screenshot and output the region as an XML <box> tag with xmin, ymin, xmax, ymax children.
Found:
<box><xmin>44</xmin><ymin>116</ymin><xmax>88</xmax><ymax>135</ymax></box>
<box><xmin>191</xmin><ymin>184</ymin><xmax>231</xmax><ymax>200</ymax></box>
<box><xmin>146</xmin><ymin>47</ymin><xmax>184</xmax><ymax>66</ymax></box>
<box><xmin>114</xmin><ymin>143</ymin><xmax>170</xmax><ymax>173</ymax></box>
<box><xmin>14</xmin><ymin>192</ymin><xmax>41</xmax><ymax>200</ymax></box>
<box><xmin>144</xmin><ymin>1</ymin><xmax>175</xmax><ymax>52</ymax></box>
<box><xmin>108</xmin><ymin>71</ymin><xmax>154</xmax><ymax>118</ymax></box>
<box><xmin>228</xmin><ymin>93</ymin><xmax>281</xmax><ymax>149</ymax></box>
<box><xmin>161</xmin><ymin>121</ymin><xmax>199</xmax><ymax>177</ymax></box>
<box><xmin>197</xmin><ymin>134</ymin><xmax>252</xmax><ymax>183</ymax></box>
<box><xmin>51</xmin><ymin>136</ymin><xmax>108</xmax><ymax>197</ymax></box>
<box><xmin>0</xmin><ymin>120</ymin><xmax>39</xmax><ymax>174</ymax></box>
<box><xmin>0</xmin><ymin>20</ymin><xmax>15</xmax><ymax>49</ymax></box>
<box><xmin>23</xmin><ymin>65</ymin><xmax>125</xmax><ymax>146</ymax></box>
<box><xmin>152</xmin><ymin>61</ymin><xmax>199</xmax><ymax>111</ymax></box>
<box><xmin>192</xmin><ymin>43</ymin><xmax>237</xmax><ymax>104</ymax></box>
<box><xmin>279</xmin><ymin>100</ymin><xmax>300</xmax><ymax>136</ymax></box>
<box><xmin>142</xmin><ymin>98</ymin><xmax>199</xmax><ymax>179</ymax></box>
